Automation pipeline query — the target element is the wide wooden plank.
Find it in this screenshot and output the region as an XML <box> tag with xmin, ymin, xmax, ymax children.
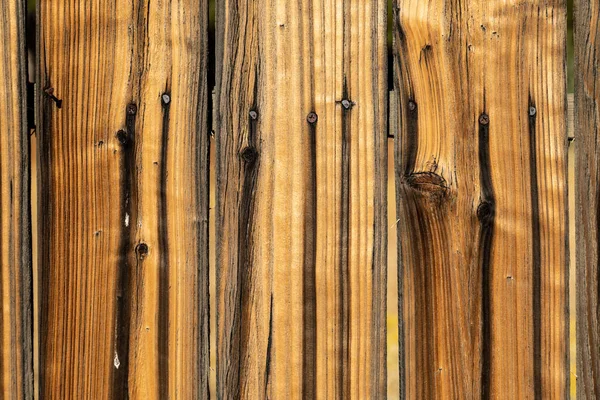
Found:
<box><xmin>0</xmin><ymin>0</ymin><xmax>33</xmax><ymax>398</ymax></box>
<box><xmin>37</xmin><ymin>1</ymin><xmax>209</xmax><ymax>397</ymax></box>
<box><xmin>215</xmin><ymin>0</ymin><xmax>387</xmax><ymax>398</ymax></box>
<box><xmin>393</xmin><ymin>1</ymin><xmax>568</xmax><ymax>398</ymax></box>
<box><xmin>575</xmin><ymin>1</ymin><xmax>600</xmax><ymax>398</ymax></box>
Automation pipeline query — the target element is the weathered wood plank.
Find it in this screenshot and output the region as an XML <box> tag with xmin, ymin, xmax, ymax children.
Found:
<box><xmin>0</xmin><ymin>0</ymin><xmax>33</xmax><ymax>397</ymax></box>
<box><xmin>393</xmin><ymin>1</ymin><xmax>568</xmax><ymax>398</ymax></box>
<box><xmin>216</xmin><ymin>0</ymin><xmax>387</xmax><ymax>398</ymax></box>
<box><xmin>575</xmin><ymin>1</ymin><xmax>600</xmax><ymax>398</ymax></box>
<box><xmin>37</xmin><ymin>1</ymin><xmax>209</xmax><ymax>397</ymax></box>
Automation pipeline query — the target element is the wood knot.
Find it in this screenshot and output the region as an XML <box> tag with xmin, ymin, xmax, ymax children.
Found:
<box><xmin>116</xmin><ymin>130</ymin><xmax>129</xmax><ymax>145</ymax></box>
<box><xmin>404</xmin><ymin>172</ymin><xmax>448</xmax><ymax>198</ymax></box>
<box><xmin>240</xmin><ymin>146</ymin><xmax>258</xmax><ymax>164</ymax></box>
<box><xmin>477</xmin><ymin>201</ymin><xmax>495</xmax><ymax>225</ymax></box>
<box><xmin>136</xmin><ymin>243</ymin><xmax>149</xmax><ymax>260</ymax></box>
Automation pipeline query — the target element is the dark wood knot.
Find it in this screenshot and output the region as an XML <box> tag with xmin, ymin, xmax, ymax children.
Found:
<box><xmin>136</xmin><ymin>243</ymin><xmax>149</xmax><ymax>260</ymax></box>
<box><xmin>477</xmin><ymin>201</ymin><xmax>495</xmax><ymax>225</ymax></box>
<box><xmin>240</xmin><ymin>146</ymin><xmax>258</xmax><ymax>164</ymax></box>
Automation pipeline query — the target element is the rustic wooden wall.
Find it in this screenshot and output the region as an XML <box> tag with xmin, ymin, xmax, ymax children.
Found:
<box><xmin>215</xmin><ymin>0</ymin><xmax>388</xmax><ymax>398</ymax></box>
<box><xmin>393</xmin><ymin>0</ymin><xmax>569</xmax><ymax>398</ymax></box>
<box><xmin>575</xmin><ymin>0</ymin><xmax>600</xmax><ymax>398</ymax></box>
<box><xmin>0</xmin><ymin>0</ymin><xmax>33</xmax><ymax>398</ymax></box>
<box><xmin>37</xmin><ymin>1</ymin><xmax>209</xmax><ymax>398</ymax></box>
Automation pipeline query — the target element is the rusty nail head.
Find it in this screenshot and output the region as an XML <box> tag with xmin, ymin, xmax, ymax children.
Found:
<box><xmin>529</xmin><ymin>106</ymin><xmax>536</xmax><ymax>116</ymax></box>
<box><xmin>408</xmin><ymin>101</ymin><xmax>417</xmax><ymax>111</ymax></box>
<box><xmin>307</xmin><ymin>112</ymin><xmax>318</xmax><ymax>124</ymax></box>
<box><xmin>249</xmin><ymin>110</ymin><xmax>258</xmax><ymax>120</ymax></box>
<box><xmin>162</xmin><ymin>94</ymin><xmax>171</xmax><ymax>105</ymax></box>
<box><xmin>479</xmin><ymin>113</ymin><xmax>489</xmax><ymax>125</ymax></box>
<box><xmin>127</xmin><ymin>104</ymin><xmax>137</xmax><ymax>115</ymax></box>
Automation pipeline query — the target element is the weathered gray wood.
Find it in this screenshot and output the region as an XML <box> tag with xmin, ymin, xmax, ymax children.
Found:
<box><xmin>575</xmin><ymin>0</ymin><xmax>600</xmax><ymax>398</ymax></box>
<box><xmin>0</xmin><ymin>0</ymin><xmax>33</xmax><ymax>397</ymax></box>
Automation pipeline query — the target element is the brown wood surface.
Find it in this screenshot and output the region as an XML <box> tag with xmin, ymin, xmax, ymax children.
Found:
<box><xmin>215</xmin><ymin>0</ymin><xmax>387</xmax><ymax>398</ymax></box>
<box><xmin>37</xmin><ymin>1</ymin><xmax>209</xmax><ymax>398</ymax></box>
<box><xmin>0</xmin><ymin>0</ymin><xmax>33</xmax><ymax>398</ymax></box>
<box><xmin>575</xmin><ymin>1</ymin><xmax>600</xmax><ymax>398</ymax></box>
<box><xmin>393</xmin><ymin>0</ymin><xmax>569</xmax><ymax>398</ymax></box>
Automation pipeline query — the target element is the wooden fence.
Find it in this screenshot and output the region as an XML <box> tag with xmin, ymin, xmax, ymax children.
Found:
<box><xmin>0</xmin><ymin>0</ymin><xmax>596</xmax><ymax>398</ymax></box>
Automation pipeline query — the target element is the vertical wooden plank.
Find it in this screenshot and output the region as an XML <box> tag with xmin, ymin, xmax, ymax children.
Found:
<box><xmin>37</xmin><ymin>0</ymin><xmax>209</xmax><ymax>398</ymax></box>
<box><xmin>215</xmin><ymin>0</ymin><xmax>387</xmax><ymax>398</ymax></box>
<box><xmin>0</xmin><ymin>0</ymin><xmax>33</xmax><ymax>397</ymax></box>
<box><xmin>393</xmin><ymin>0</ymin><xmax>568</xmax><ymax>398</ymax></box>
<box><xmin>575</xmin><ymin>1</ymin><xmax>600</xmax><ymax>398</ymax></box>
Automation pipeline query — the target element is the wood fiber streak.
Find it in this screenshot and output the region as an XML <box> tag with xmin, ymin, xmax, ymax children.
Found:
<box><xmin>394</xmin><ymin>1</ymin><xmax>568</xmax><ymax>398</ymax></box>
<box><xmin>37</xmin><ymin>1</ymin><xmax>209</xmax><ymax>398</ymax></box>
<box><xmin>216</xmin><ymin>0</ymin><xmax>387</xmax><ymax>398</ymax></box>
<box><xmin>576</xmin><ymin>1</ymin><xmax>600</xmax><ymax>398</ymax></box>
<box><xmin>0</xmin><ymin>0</ymin><xmax>33</xmax><ymax>398</ymax></box>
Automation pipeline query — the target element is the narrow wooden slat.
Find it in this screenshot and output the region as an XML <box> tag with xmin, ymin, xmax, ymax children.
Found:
<box><xmin>37</xmin><ymin>1</ymin><xmax>209</xmax><ymax>397</ymax></box>
<box><xmin>0</xmin><ymin>0</ymin><xmax>33</xmax><ymax>397</ymax></box>
<box><xmin>575</xmin><ymin>1</ymin><xmax>600</xmax><ymax>398</ymax></box>
<box><xmin>568</xmin><ymin>93</ymin><xmax>574</xmax><ymax>139</ymax></box>
<box><xmin>393</xmin><ymin>1</ymin><xmax>568</xmax><ymax>398</ymax></box>
<box><xmin>216</xmin><ymin>0</ymin><xmax>387</xmax><ymax>398</ymax></box>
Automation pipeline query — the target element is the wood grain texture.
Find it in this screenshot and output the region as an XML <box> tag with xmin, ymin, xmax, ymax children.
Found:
<box><xmin>393</xmin><ymin>1</ymin><xmax>568</xmax><ymax>398</ymax></box>
<box><xmin>37</xmin><ymin>1</ymin><xmax>209</xmax><ymax>398</ymax></box>
<box><xmin>576</xmin><ymin>1</ymin><xmax>600</xmax><ymax>398</ymax></box>
<box><xmin>0</xmin><ymin>0</ymin><xmax>33</xmax><ymax>397</ymax></box>
<box><xmin>215</xmin><ymin>0</ymin><xmax>387</xmax><ymax>398</ymax></box>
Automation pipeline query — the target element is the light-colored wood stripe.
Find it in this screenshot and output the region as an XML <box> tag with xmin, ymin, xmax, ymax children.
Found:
<box><xmin>568</xmin><ymin>93</ymin><xmax>574</xmax><ymax>139</ymax></box>
<box><xmin>216</xmin><ymin>0</ymin><xmax>387</xmax><ymax>398</ymax></box>
<box><xmin>393</xmin><ymin>0</ymin><xmax>568</xmax><ymax>398</ymax></box>
<box><xmin>0</xmin><ymin>0</ymin><xmax>33</xmax><ymax>398</ymax></box>
<box><xmin>37</xmin><ymin>1</ymin><xmax>209</xmax><ymax>397</ymax></box>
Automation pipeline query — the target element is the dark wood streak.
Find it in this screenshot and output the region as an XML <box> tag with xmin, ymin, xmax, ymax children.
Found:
<box><xmin>264</xmin><ymin>294</ymin><xmax>273</xmax><ymax>398</ymax></box>
<box><xmin>236</xmin><ymin>96</ymin><xmax>261</xmax><ymax>398</ymax></box>
<box><xmin>339</xmin><ymin>78</ymin><xmax>351</xmax><ymax>399</ymax></box>
<box><xmin>112</xmin><ymin>106</ymin><xmax>137</xmax><ymax>399</ymax></box>
<box><xmin>404</xmin><ymin>100</ymin><xmax>418</xmax><ymax>176</ymax></box>
<box><xmin>158</xmin><ymin>92</ymin><xmax>171</xmax><ymax>399</ymax></box>
<box><xmin>477</xmin><ymin>113</ymin><xmax>495</xmax><ymax>400</ymax></box>
<box><xmin>303</xmin><ymin>115</ymin><xmax>317</xmax><ymax>399</ymax></box>
<box><xmin>37</xmin><ymin>75</ymin><xmax>53</xmax><ymax>400</ymax></box>
<box><xmin>528</xmin><ymin>97</ymin><xmax>542</xmax><ymax>400</ymax></box>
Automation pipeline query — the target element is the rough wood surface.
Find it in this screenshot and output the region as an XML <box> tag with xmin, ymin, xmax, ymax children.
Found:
<box><xmin>393</xmin><ymin>0</ymin><xmax>568</xmax><ymax>398</ymax></box>
<box><xmin>0</xmin><ymin>0</ymin><xmax>33</xmax><ymax>398</ymax></box>
<box><xmin>215</xmin><ymin>0</ymin><xmax>387</xmax><ymax>398</ymax></box>
<box><xmin>576</xmin><ymin>1</ymin><xmax>600</xmax><ymax>398</ymax></box>
<box><xmin>37</xmin><ymin>1</ymin><xmax>209</xmax><ymax>398</ymax></box>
